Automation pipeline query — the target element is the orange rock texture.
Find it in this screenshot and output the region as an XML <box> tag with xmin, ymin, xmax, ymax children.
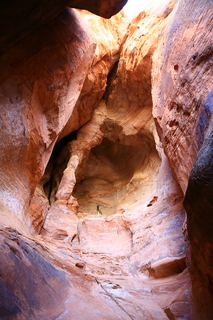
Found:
<box><xmin>0</xmin><ymin>0</ymin><xmax>212</xmax><ymax>319</ymax></box>
<box><xmin>152</xmin><ymin>0</ymin><xmax>213</xmax><ymax>318</ymax></box>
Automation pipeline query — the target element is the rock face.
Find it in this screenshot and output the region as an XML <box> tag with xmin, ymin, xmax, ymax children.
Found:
<box><xmin>0</xmin><ymin>229</ymin><xmax>70</xmax><ymax>320</ymax></box>
<box><xmin>0</xmin><ymin>0</ymin><xmax>127</xmax><ymax>50</ymax></box>
<box><xmin>152</xmin><ymin>0</ymin><xmax>213</xmax><ymax>194</ymax></box>
<box><xmin>0</xmin><ymin>8</ymin><xmax>96</xmax><ymax>231</ymax></box>
<box><xmin>0</xmin><ymin>0</ymin><xmax>212</xmax><ymax>319</ymax></box>
<box><xmin>152</xmin><ymin>0</ymin><xmax>213</xmax><ymax>318</ymax></box>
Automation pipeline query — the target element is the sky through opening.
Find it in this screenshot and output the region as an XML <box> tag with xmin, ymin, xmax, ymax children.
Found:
<box><xmin>123</xmin><ymin>0</ymin><xmax>172</xmax><ymax>16</ymax></box>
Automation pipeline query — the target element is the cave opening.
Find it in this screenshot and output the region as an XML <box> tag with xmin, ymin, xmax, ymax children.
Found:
<box><xmin>73</xmin><ymin>135</ymin><xmax>161</xmax><ymax>216</ymax></box>
<box><xmin>123</xmin><ymin>0</ymin><xmax>173</xmax><ymax>16</ymax></box>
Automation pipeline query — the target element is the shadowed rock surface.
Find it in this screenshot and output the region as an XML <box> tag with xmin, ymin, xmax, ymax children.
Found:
<box><xmin>0</xmin><ymin>0</ymin><xmax>127</xmax><ymax>50</ymax></box>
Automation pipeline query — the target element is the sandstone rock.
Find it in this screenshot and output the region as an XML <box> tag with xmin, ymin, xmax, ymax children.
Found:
<box><xmin>0</xmin><ymin>228</ymin><xmax>70</xmax><ymax>320</ymax></box>
<box><xmin>0</xmin><ymin>228</ymin><xmax>136</xmax><ymax>320</ymax></box>
<box><xmin>0</xmin><ymin>0</ymin><xmax>203</xmax><ymax>319</ymax></box>
<box><xmin>58</xmin><ymin>10</ymin><xmax>124</xmax><ymax>141</ymax></box>
<box><xmin>41</xmin><ymin>202</ymin><xmax>78</xmax><ymax>241</ymax></box>
<box><xmin>38</xmin><ymin>1</ymin><xmax>177</xmax><ymax>234</ymax></box>
<box><xmin>40</xmin><ymin>6</ymin><xmax>190</xmax><ymax>319</ymax></box>
<box><xmin>73</xmin><ymin>215</ymin><xmax>133</xmax><ymax>256</ymax></box>
<box><xmin>0</xmin><ymin>8</ymin><xmax>96</xmax><ymax>229</ymax></box>
<box><xmin>68</xmin><ymin>0</ymin><xmax>128</xmax><ymax>19</ymax></box>
<box><xmin>152</xmin><ymin>0</ymin><xmax>213</xmax><ymax>193</ymax></box>
<box><xmin>152</xmin><ymin>0</ymin><xmax>213</xmax><ymax>317</ymax></box>
<box><xmin>184</xmin><ymin>129</ymin><xmax>213</xmax><ymax>319</ymax></box>
<box><xmin>28</xmin><ymin>186</ymin><xmax>49</xmax><ymax>234</ymax></box>
<box><xmin>0</xmin><ymin>0</ymin><xmax>127</xmax><ymax>50</ymax></box>
<box><xmin>150</xmin><ymin>256</ymin><xmax>186</xmax><ymax>279</ymax></box>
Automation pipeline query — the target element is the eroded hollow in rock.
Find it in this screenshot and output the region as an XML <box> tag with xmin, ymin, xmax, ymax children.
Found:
<box><xmin>73</xmin><ymin>136</ymin><xmax>161</xmax><ymax>215</ymax></box>
<box><xmin>41</xmin><ymin>130</ymin><xmax>78</xmax><ymax>203</ymax></box>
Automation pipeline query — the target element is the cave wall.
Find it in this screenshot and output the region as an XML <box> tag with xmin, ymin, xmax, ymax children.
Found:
<box><xmin>0</xmin><ymin>8</ymin><xmax>97</xmax><ymax>232</ymax></box>
<box><xmin>152</xmin><ymin>0</ymin><xmax>213</xmax><ymax>318</ymax></box>
<box><xmin>152</xmin><ymin>0</ymin><xmax>213</xmax><ymax>193</ymax></box>
<box><xmin>0</xmin><ymin>0</ymin><xmax>127</xmax><ymax>51</ymax></box>
<box><xmin>0</xmin><ymin>0</ymin><xmax>213</xmax><ymax>319</ymax></box>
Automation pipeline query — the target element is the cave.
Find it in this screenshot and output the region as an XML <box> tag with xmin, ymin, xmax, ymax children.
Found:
<box><xmin>73</xmin><ymin>134</ymin><xmax>160</xmax><ymax>215</ymax></box>
<box><xmin>1</xmin><ymin>0</ymin><xmax>213</xmax><ymax>319</ymax></box>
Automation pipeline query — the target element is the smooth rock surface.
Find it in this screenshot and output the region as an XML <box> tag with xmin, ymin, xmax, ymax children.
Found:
<box><xmin>58</xmin><ymin>10</ymin><xmax>123</xmax><ymax>141</ymax></box>
<box><xmin>0</xmin><ymin>228</ymin><xmax>136</xmax><ymax>320</ymax></box>
<box><xmin>152</xmin><ymin>0</ymin><xmax>213</xmax><ymax>317</ymax></box>
<box><xmin>184</xmin><ymin>129</ymin><xmax>213</xmax><ymax>319</ymax></box>
<box><xmin>152</xmin><ymin>0</ymin><xmax>213</xmax><ymax>193</ymax></box>
<box><xmin>3</xmin><ymin>0</ymin><xmax>213</xmax><ymax>318</ymax></box>
<box><xmin>0</xmin><ymin>0</ymin><xmax>127</xmax><ymax>50</ymax></box>
<box><xmin>0</xmin><ymin>8</ymin><xmax>96</xmax><ymax>230</ymax></box>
